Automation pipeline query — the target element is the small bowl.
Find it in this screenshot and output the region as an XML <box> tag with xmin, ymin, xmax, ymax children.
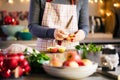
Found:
<box><xmin>43</xmin><ymin>63</ymin><xmax>98</xmax><ymax>79</ymax></box>
<box><xmin>19</xmin><ymin>32</ymin><xmax>32</xmax><ymax>40</ymax></box>
<box><xmin>1</xmin><ymin>25</ymin><xmax>25</xmax><ymax>36</ymax></box>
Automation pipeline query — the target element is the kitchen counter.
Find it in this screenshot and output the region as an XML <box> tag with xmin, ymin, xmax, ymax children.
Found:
<box><xmin>0</xmin><ymin>33</ymin><xmax>120</xmax><ymax>49</ymax></box>
<box><xmin>24</xmin><ymin>72</ymin><xmax>116</xmax><ymax>80</ymax></box>
<box><xmin>87</xmin><ymin>33</ymin><xmax>112</xmax><ymax>39</ymax></box>
<box><xmin>2</xmin><ymin>68</ymin><xmax>119</xmax><ymax>80</ymax></box>
<box><xmin>1</xmin><ymin>52</ymin><xmax>120</xmax><ymax>80</ymax></box>
<box><xmin>0</xmin><ymin>39</ymin><xmax>120</xmax><ymax>49</ymax></box>
<box><xmin>0</xmin><ymin>33</ymin><xmax>120</xmax><ymax>80</ymax></box>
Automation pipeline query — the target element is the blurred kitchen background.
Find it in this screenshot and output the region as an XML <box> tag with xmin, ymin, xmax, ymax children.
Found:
<box><xmin>0</xmin><ymin>0</ymin><xmax>120</xmax><ymax>41</ymax></box>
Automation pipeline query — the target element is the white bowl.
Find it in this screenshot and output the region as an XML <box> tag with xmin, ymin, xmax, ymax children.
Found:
<box><xmin>43</xmin><ymin>63</ymin><xmax>98</xmax><ymax>79</ymax></box>
<box><xmin>1</xmin><ymin>25</ymin><xmax>25</xmax><ymax>36</ymax></box>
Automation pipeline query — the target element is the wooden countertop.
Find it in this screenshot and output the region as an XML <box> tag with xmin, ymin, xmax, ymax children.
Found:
<box><xmin>18</xmin><ymin>72</ymin><xmax>116</xmax><ymax>80</ymax></box>
<box><xmin>87</xmin><ymin>33</ymin><xmax>112</xmax><ymax>39</ymax></box>
<box><xmin>0</xmin><ymin>38</ymin><xmax>120</xmax><ymax>49</ymax></box>
<box><xmin>21</xmin><ymin>65</ymin><xmax>120</xmax><ymax>80</ymax></box>
<box><xmin>0</xmin><ymin>33</ymin><xmax>120</xmax><ymax>49</ymax></box>
<box><xmin>2</xmin><ymin>70</ymin><xmax>116</xmax><ymax>80</ymax></box>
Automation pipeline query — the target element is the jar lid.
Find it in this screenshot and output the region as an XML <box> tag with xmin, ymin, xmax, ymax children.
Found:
<box><xmin>102</xmin><ymin>48</ymin><xmax>116</xmax><ymax>54</ymax></box>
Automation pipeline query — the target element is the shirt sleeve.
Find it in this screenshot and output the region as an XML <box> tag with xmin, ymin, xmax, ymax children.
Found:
<box><xmin>28</xmin><ymin>0</ymin><xmax>55</xmax><ymax>39</ymax></box>
<box><xmin>78</xmin><ymin>0</ymin><xmax>90</xmax><ymax>37</ymax></box>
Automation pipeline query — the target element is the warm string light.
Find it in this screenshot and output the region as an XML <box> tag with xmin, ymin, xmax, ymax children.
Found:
<box><xmin>20</xmin><ymin>0</ymin><xmax>30</xmax><ymax>2</ymax></box>
<box><xmin>100</xmin><ymin>0</ymin><xmax>103</xmax><ymax>4</ymax></box>
<box><xmin>94</xmin><ymin>0</ymin><xmax>98</xmax><ymax>3</ymax></box>
<box><xmin>89</xmin><ymin>0</ymin><xmax>112</xmax><ymax>17</ymax></box>
<box><xmin>26</xmin><ymin>0</ymin><xmax>30</xmax><ymax>2</ymax></box>
<box><xmin>100</xmin><ymin>9</ymin><xmax>105</xmax><ymax>16</ymax></box>
<box><xmin>113</xmin><ymin>3</ymin><xmax>120</xmax><ymax>8</ymax></box>
<box><xmin>89</xmin><ymin>0</ymin><xmax>94</xmax><ymax>4</ymax></box>
<box><xmin>8</xmin><ymin>0</ymin><xmax>30</xmax><ymax>3</ymax></box>
<box><xmin>106</xmin><ymin>12</ymin><xmax>112</xmax><ymax>17</ymax></box>
<box><xmin>8</xmin><ymin>0</ymin><xmax>14</xmax><ymax>4</ymax></box>
<box><xmin>105</xmin><ymin>9</ymin><xmax>112</xmax><ymax>17</ymax></box>
<box><xmin>89</xmin><ymin>0</ymin><xmax>103</xmax><ymax>4</ymax></box>
<box><xmin>20</xmin><ymin>0</ymin><xmax>24</xmax><ymax>3</ymax></box>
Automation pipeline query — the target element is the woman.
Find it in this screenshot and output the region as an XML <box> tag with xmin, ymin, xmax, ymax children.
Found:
<box><xmin>28</xmin><ymin>0</ymin><xmax>89</xmax><ymax>51</ymax></box>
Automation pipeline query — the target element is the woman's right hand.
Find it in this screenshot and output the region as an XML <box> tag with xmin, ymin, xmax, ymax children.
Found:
<box><xmin>54</xmin><ymin>28</ymin><xmax>68</xmax><ymax>40</ymax></box>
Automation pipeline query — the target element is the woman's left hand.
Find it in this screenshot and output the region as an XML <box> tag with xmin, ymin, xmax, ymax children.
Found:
<box><xmin>73</xmin><ymin>30</ymin><xmax>86</xmax><ymax>42</ymax></box>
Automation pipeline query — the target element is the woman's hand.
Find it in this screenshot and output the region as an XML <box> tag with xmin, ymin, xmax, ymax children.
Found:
<box><xmin>54</xmin><ymin>28</ymin><xmax>68</xmax><ymax>40</ymax></box>
<box><xmin>73</xmin><ymin>30</ymin><xmax>86</xmax><ymax>42</ymax></box>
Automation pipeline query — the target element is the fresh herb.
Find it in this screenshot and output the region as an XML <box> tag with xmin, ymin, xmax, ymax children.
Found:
<box><xmin>87</xmin><ymin>43</ymin><xmax>102</xmax><ymax>53</ymax></box>
<box><xmin>24</xmin><ymin>48</ymin><xmax>50</xmax><ymax>73</ymax></box>
<box><xmin>75</xmin><ymin>43</ymin><xmax>102</xmax><ymax>59</ymax></box>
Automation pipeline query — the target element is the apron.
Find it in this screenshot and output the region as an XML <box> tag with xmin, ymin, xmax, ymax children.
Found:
<box><xmin>36</xmin><ymin>1</ymin><xmax>79</xmax><ymax>51</ymax></box>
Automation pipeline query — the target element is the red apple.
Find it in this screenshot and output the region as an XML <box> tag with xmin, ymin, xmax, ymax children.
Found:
<box><xmin>17</xmin><ymin>53</ymin><xmax>25</xmax><ymax>62</ymax></box>
<box><xmin>7</xmin><ymin>59</ymin><xmax>18</xmax><ymax>69</ymax></box>
<box><xmin>14</xmin><ymin>66</ymin><xmax>24</xmax><ymax>78</ymax></box>
<box><xmin>5</xmin><ymin>54</ymin><xmax>19</xmax><ymax>69</ymax></box>
<box><xmin>19</xmin><ymin>59</ymin><xmax>29</xmax><ymax>68</ymax></box>
<box><xmin>7</xmin><ymin>54</ymin><xmax>19</xmax><ymax>61</ymax></box>
<box><xmin>4</xmin><ymin>16</ymin><xmax>19</xmax><ymax>25</ymax></box>
<box><xmin>0</xmin><ymin>54</ymin><xmax>4</xmax><ymax>69</ymax></box>
<box><xmin>77</xmin><ymin>61</ymin><xmax>85</xmax><ymax>66</ymax></box>
<box><xmin>51</xmin><ymin>48</ymin><xmax>58</xmax><ymax>53</ymax></box>
<box><xmin>4</xmin><ymin>16</ymin><xmax>13</xmax><ymax>25</ymax></box>
<box><xmin>47</xmin><ymin>47</ymin><xmax>58</xmax><ymax>53</ymax></box>
<box><xmin>0</xmin><ymin>54</ymin><xmax>4</xmax><ymax>61</ymax></box>
<box><xmin>24</xmin><ymin>65</ymin><xmax>31</xmax><ymax>74</ymax></box>
<box><xmin>2</xmin><ymin>69</ymin><xmax>11</xmax><ymax>78</ymax></box>
<box><xmin>11</xmin><ymin>18</ymin><xmax>19</xmax><ymax>25</ymax></box>
<box><xmin>63</xmin><ymin>60</ymin><xmax>79</xmax><ymax>67</ymax></box>
<box><xmin>66</xmin><ymin>51</ymin><xmax>81</xmax><ymax>63</ymax></box>
<box><xmin>0</xmin><ymin>61</ymin><xmax>3</xmax><ymax>68</ymax></box>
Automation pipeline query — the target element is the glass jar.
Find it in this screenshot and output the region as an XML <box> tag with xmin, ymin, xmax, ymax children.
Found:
<box><xmin>101</xmin><ymin>45</ymin><xmax>119</xmax><ymax>71</ymax></box>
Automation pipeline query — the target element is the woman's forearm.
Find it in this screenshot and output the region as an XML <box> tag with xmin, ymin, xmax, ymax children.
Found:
<box><xmin>28</xmin><ymin>23</ymin><xmax>55</xmax><ymax>38</ymax></box>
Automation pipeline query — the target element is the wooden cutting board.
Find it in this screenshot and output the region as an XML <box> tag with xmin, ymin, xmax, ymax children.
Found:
<box><xmin>97</xmin><ymin>66</ymin><xmax>120</xmax><ymax>80</ymax></box>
